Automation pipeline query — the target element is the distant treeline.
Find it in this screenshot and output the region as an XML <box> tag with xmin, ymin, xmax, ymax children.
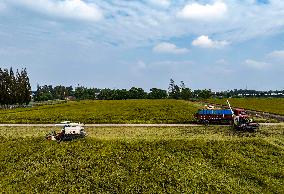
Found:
<box><xmin>33</xmin><ymin>78</ymin><xmax>284</xmax><ymax>102</ymax></box>
<box><xmin>0</xmin><ymin>68</ymin><xmax>31</xmax><ymax>105</ymax></box>
<box><xmin>215</xmin><ymin>89</ymin><xmax>284</xmax><ymax>98</ymax></box>
<box><xmin>34</xmin><ymin>79</ymin><xmax>213</xmax><ymax>101</ymax></box>
<box><xmin>1</xmin><ymin>67</ymin><xmax>283</xmax><ymax>105</ymax></box>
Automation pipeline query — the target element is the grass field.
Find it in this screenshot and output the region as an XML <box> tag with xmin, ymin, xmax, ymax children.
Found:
<box><xmin>207</xmin><ymin>98</ymin><xmax>284</xmax><ymax>116</ymax></box>
<box><xmin>0</xmin><ymin>100</ymin><xmax>202</xmax><ymax>124</ymax></box>
<box><xmin>1</xmin><ymin>125</ymin><xmax>283</xmax><ymax>193</ymax></box>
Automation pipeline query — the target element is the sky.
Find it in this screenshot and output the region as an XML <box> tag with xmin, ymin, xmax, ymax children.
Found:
<box><xmin>0</xmin><ymin>0</ymin><xmax>283</xmax><ymax>91</ymax></box>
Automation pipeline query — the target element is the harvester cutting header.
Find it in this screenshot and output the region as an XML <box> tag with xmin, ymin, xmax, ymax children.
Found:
<box><xmin>195</xmin><ymin>100</ymin><xmax>259</xmax><ymax>131</ymax></box>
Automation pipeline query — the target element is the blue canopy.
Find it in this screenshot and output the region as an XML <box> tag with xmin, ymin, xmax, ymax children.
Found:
<box><xmin>198</xmin><ymin>109</ymin><xmax>232</xmax><ymax>115</ymax></box>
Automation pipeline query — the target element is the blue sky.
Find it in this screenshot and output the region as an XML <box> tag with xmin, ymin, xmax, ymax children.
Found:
<box><xmin>0</xmin><ymin>0</ymin><xmax>283</xmax><ymax>91</ymax></box>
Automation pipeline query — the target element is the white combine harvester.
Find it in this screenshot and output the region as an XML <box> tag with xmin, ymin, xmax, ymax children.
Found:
<box><xmin>46</xmin><ymin>121</ymin><xmax>87</xmax><ymax>142</ymax></box>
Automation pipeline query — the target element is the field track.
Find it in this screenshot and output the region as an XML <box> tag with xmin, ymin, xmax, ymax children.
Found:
<box><xmin>0</xmin><ymin>123</ymin><xmax>282</xmax><ymax>127</ymax></box>
<box><xmin>0</xmin><ymin>124</ymin><xmax>202</xmax><ymax>127</ymax></box>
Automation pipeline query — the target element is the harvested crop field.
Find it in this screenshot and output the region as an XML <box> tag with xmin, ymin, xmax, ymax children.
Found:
<box><xmin>1</xmin><ymin>125</ymin><xmax>283</xmax><ymax>193</ymax></box>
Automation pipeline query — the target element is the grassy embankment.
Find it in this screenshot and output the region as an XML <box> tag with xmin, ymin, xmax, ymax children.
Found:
<box><xmin>207</xmin><ymin>98</ymin><xmax>284</xmax><ymax>116</ymax></box>
<box><xmin>1</xmin><ymin>125</ymin><xmax>283</xmax><ymax>193</ymax></box>
<box><xmin>0</xmin><ymin>100</ymin><xmax>202</xmax><ymax>124</ymax></box>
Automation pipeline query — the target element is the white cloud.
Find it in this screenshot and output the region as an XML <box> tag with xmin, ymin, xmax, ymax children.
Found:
<box><xmin>149</xmin><ymin>0</ymin><xmax>170</xmax><ymax>7</ymax></box>
<box><xmin>4</xmin><ymin>0</ymin><xmax>284</xmax><ymax>48</ymax></box>
<box><xmin>10</xmin><ymin>0</ymin><xmax>102</xmax><ymax>22</ymax></box>
<box><xmin>152</xmin><ymin>60</ymin><xmax>193</xmax><ymax>66</ymax></box>
<box><xmin>245</xmin><ymin>59</ymin><xmax>270</xmax><ymax>69</ymax></box>
<box><xmin>244</xmin><ymin>49</ymin><xmax>284</xmax><ymax>70</ymax></box>
<box><xmin>0</xmin><ymin>2</ymin><xmax>7</xmax><ymax>11</ymax></box>
<box><xmin>131</xmin><ymin>60</ymin><xmax>147</xmax><ymax>76</ymax></box>
<box><xmin>192</xmin><ymin>35</ymin><xmax>228</xmax><ymax>48</ymax></box>
<box><xmin>267</xmin><ymin>50</ymin><xmax>284</xmax><ymax>60</ymax></box>
<box><xmin>137</xmin><ymin>60</ymin><xmax>147</xmax><ymax>69</ymax></box>
<box><xmin>177</xmin><ymin>1</ymin><xmax>227</xmax><ymax>21</ymax></box>
<box><xmin>215</xmin><ymin>59</ymin><xmax>227</xmax><ymax>65</ymax></box>
<box><xmin>153</xmin><ymin>42</ymin><xmax>188</xmax><ymax>54</ymax></box>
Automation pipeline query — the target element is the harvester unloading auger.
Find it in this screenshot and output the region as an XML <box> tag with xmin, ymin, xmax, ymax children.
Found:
<box><xmin>195</xmin><ymin>100</ymin><xmax>259</xmax><ymax>132</ymax></box>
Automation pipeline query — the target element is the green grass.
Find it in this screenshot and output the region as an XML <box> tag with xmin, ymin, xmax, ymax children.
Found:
<box><xmin>1</xmin><ymin>125</ymin><xmax>283</xmax><ymax>193</ymax></box>
<box><xmin>207</xmin><ymin>98</ymin><xmax>284</xmax><ymax>116</ymax></box>
<box><xmin>0</xmin><ymin>100</ymin><xmax>202</xmax><ymax>124</ymax></box>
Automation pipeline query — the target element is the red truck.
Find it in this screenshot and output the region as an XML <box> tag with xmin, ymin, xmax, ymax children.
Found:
<box><xmin>195</xmin><ymin>102</ymin><xmax>259</xmax><ymax>131</ymax></box>
<box><xmin>195</xmin><ymin>108</ymin><xmax>248</xmax><ymax>123</ymax></box>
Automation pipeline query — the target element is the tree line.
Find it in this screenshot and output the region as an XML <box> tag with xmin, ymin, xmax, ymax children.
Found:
<box><xmin>34</xmin><ymin>86</ymin><xmax>168</xmax><ymax>101</ymax></box>
<box><xmin>215</xmin><ymin>89</ymin><xmax>284</xmax><ymax>98</ymax></box>
<box><xmin>2</xmin><ymin>67</ymin><xmax>282</xmax><ymax>105</ymax></box>
<box><xmin>0</xmin><ymin>67</ymin><xmax>31</xmax><ymax>105</ymax></box>
<box><xmin>33</xmin><ymin>79</ymin><xmax>212</xmax><ymax>101</ymax></box>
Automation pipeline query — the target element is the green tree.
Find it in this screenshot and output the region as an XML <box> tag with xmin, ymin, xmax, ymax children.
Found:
<box><xmin>0</xmin><ymin>68</ymin><xmax>4</xmax><ymax>104</ymax></box>
<box><xmin>168</xmin><ymin>79</ymin><xmax>181</xmax><ymax>99</ymax></box>
<box><xmin>2</xmin><ymin>69</ymin><xmax>11</xmax><ymax>105</ymax></box>
<box><xmin>21</xmin><ymin>68</ymin><xmax>31</xmax><ymax>104</ymax></box>
<box><xmin>181</xmin><ymin>88</ymin><xmax>192</xmax><ymax>100</ymax></box>
<box><xmin>0</xmin><ymin>67</ymin><xmax>31</xmax><ymax>105</ymax></box>
<box><xmin>9</xmin><ymin>68</ymin><xmax>17</xmax><ymax>104</ymax></box>
<box><xmin>148</xmin><ymin>88</ymin><xmax>167</xmax><ymax>99</ymax></box>
<box><xmin>199</xmin><ymin>89</ymin><xmax>212</xmax><ymax>99</ymax></box>
<box><xmin>113</xmin><ymin>89</ymin><xmax>129</xmax><ymax>100</ymax></box>
<box><xmin>34</xmin><ymin>85</ymin><xmax>54</xmax><ymax>101</ymax></box>
<box><xmin>128</xmin><ymin>87</ymin><xmax>147</xmax><ymax>99</ymax></box>
<box><xmin>97</xmin><ymin>88</ymin><xmax>114</xmax><ymax>100</ymax></box>
<box><xmin>180</xmin><ymin>81</ymin><xmax>192</xmax><ymax>100</ymax></box>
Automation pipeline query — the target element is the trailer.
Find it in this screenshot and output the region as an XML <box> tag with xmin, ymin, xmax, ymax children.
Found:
<box><xmin>195</xmin><ymin>100</ymin><xmax>259</xmax><ymax>131</ymax></box>
<box><xmin>195</xmin><ymin>109</ymin><xmax>233</xmax><ymax>124</ymax></box>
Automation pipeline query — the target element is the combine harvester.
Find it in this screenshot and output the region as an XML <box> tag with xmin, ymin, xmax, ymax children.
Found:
<box><xmin>46</xmin><ymin>121</ymin><xmax>87</xmax><ymax>142</ymax></box>
<box><xmin>195</xmin><ymin>100</ymin><xmax>259</xmax><ymax>131</ymax></box>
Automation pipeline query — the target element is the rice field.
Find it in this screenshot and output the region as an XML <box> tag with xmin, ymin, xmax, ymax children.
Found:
<box><xmin>0</xmin><ymin>100</ymin><xmax>202</xmax><ymax>124</ymax></box>
<box><xmin>1</xmin><ymin>125</ymin><xmax>283</xmax><ymax>193</ymax></box>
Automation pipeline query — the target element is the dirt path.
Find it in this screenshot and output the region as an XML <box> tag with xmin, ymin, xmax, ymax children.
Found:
<box><xmin>0</xmin><ymin>123</ymin><xmax>282</xmax><ymax>127</ymax></box>
<box><xmin>0</xmin><ymin>124</ymin><xmax>202</xmax><ymax>127</ymax></box>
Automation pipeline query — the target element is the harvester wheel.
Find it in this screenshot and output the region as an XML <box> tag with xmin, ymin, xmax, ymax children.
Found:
<box><xmin>203</xmin><ymin>120</ymin><xmax>209</xmax><ymax>126</ymax></box>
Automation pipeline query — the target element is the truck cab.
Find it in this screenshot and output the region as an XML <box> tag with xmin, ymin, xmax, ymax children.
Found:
<box><xmin>234</xmin><ymin>108</ymin><xmax>246</xmax><ymax>116</ymax></box>
<box><xmin>234</xmin><ymin>108</ymin><xmax>248</xmax><ymax>117</ymax></box>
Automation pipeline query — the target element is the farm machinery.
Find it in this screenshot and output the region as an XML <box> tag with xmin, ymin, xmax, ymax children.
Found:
<box><xmin>195</xmin><ymin>100</ymin><xmax>259</xmax><ymax>131</ymax></box>
<box><xmin>46</xmin><ymin>121</ymin><xmax>87</xmax><ymax>142</ymax></box>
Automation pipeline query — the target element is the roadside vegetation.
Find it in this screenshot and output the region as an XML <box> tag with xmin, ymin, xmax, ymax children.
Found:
<box><xmin>1</xmin><ymin>125</ymin><xmax>283</xmax><ymax>193</ymax></box>
<box><xmin>207</xmin><ymin>98</ymin><xmax>284</xmax><ymax>116</ymax></box>
<box><xmin>0</xmin><ymin>100</ymin><xmax>202</xmax><ymax>124</ymax></box>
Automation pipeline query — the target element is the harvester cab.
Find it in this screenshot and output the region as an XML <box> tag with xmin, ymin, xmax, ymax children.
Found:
<box><xmin>46</xmin><ymin>121</ymin><xmax>87</xmax><ymax>142</ymax></box>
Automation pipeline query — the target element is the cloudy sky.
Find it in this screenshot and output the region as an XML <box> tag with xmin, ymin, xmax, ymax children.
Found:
<box><xmin>0</xmin><ymin>0</ymin><xmax>283</xmax><ymax>91</ymax></box>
